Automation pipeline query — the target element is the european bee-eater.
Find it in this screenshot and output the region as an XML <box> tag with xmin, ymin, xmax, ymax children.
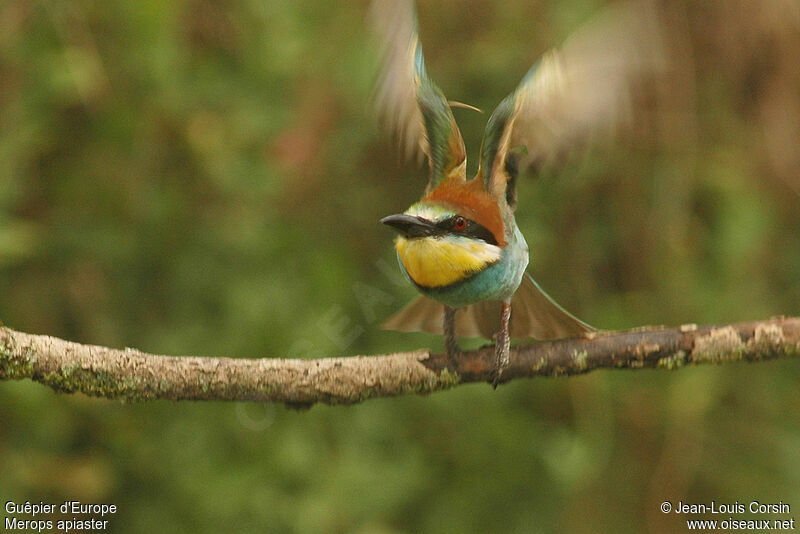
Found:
<box><xmin>372</xmin><ymin>0</ymin><xmax>666</xmax><ymax>384</ymax></box>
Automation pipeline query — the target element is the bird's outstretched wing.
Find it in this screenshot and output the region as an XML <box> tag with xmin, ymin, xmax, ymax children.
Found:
<box><xmin>478</xmin><ymin>0</ymin><xmax>669</xmax><ymax>210</ymax></box>
<box><xmin>369</xmin><ymin>0</ymin><xmax>467</xmax><ymax>192</ymax></box>
<box><xmin>382</xmin><ymin>273</ymin><xmax>594</xmax><ymax>340</ymax></box>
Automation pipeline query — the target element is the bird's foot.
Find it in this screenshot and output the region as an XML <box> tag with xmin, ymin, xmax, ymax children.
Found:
<box><xmin>445</xmin><ymin>342</ymin><xmax>461</xmax><ymax>372</ymax></box>
<box><xmin>490</xmin><ymin>333</ymin><xmax>510</xmax><ymax>388</ymax></box>
<box><xmin>443</xmin><ymin>306</ymin><xmax>460</xmax><ymax>372</ymax></box>
<box><xmin>491</xmin><ymin>300</ymin><xmax>512</xmax><ymax>388</ymax></box>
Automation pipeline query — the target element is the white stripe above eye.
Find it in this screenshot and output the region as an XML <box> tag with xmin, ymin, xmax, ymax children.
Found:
<box><xmin>404</xmin><ymin>203</ymin><xmax>454</xmax><ymax>222</ymax></box>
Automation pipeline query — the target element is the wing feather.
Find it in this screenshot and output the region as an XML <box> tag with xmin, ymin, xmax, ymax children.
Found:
<box><xmin>479</xmin><ymin>0</ymin><xmax>670</xmax><ymax>208</ymax></box>
<box><xmin>382</xmin><ymin>274</ymin><xmax>594</xmax><ymax>340</ymax></box>
<box><xmin>369</xmin><ymin>0</ymin><xmax>467</xmax><ymax>191</ymax></box>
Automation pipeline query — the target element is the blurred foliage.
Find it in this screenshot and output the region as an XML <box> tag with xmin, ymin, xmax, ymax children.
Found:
<box><xmin>1</xmin><ymin>1</ymin><xmax>799</xmax><ymax>532</ymax></box>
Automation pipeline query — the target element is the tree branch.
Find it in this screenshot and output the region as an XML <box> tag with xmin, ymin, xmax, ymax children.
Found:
<box><xmin>1</xmin><ymin>317</ymin><xmax>799</xmax><ymax>407</ymax></box>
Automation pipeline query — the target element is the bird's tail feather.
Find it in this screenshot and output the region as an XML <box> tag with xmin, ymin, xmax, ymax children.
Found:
<box><xmin>381</xmin><ymin>273</ymin><xmax>595</xmax><ymax>340</ymax></box>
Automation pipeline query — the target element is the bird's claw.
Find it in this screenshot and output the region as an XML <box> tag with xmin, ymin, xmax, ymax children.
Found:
<box><xmin>444</xmin><ymin>338</ymin><xmax>461</xmax><ymax>371</ymax></box>
<box><xmin>491</xmin><ymin>328</ymin><xmax>510</xmax><ymax>388</ymax></box>
<box><xmin>443</xmin><ymin>306</ymin><xmax>460</xmax><ymax>372</ymax></box>
<box><xmin>446</xmin><ymin>346</ymin><xmax>460</xmax><ymax>373</ymax></box>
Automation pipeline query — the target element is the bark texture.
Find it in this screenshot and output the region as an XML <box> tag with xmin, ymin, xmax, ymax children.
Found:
<box><xmin>1</xmin><ymin>317</ymin><xmax>798</xmax><ymax>407</ymax></box>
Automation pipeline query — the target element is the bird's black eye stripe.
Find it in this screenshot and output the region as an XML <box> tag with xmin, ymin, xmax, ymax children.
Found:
<box><xmin>436</xmin><ymin>216</ymin><xmax>498</xmax><ymax>246</ymax></box>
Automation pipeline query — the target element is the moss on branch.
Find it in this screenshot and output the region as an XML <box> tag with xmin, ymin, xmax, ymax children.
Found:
<box><xmin>1</xmin><ymin>317</ymin><xmax>799</xmax><ymax>407</ymax></box>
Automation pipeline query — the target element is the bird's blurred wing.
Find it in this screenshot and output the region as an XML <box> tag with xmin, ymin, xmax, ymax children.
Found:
<box><xmin>464</xmin><ymin>274</ymin><xmax>594</xmax><ymax>339</ymax></box>
<box><xmin>381</xmin><ymin>295</ymin><xmax>494</xmax><ymax>338</ymax></box>
<box><xmin>369</xmin><ymin>0</ymin><xmax>467</xmax><ymax>191</ymax></box>
<box><xmin>479</xmin><ymin>0</ymin><xmax>669</xmax><ymax>209</ymax></box>
<box><xmin>508</xmin><ymin>273</ymin><xmax>595</xmax><ymax>339</ymax></box>
<box><xmin>381</xmin><ymin>295</ymin><xmax>445</xmax><ymax>334</ymax></box>
<box><xmin>382</xmin><ymin>274</ymin><xmax>594</xmax><ymax>340</ymax></box>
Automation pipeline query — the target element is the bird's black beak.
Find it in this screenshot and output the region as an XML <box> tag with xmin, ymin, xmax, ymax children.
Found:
<box><xmin>380</xmin><ymin>214</ymin><xmax>436</xmax><ymax>238</ymax></box>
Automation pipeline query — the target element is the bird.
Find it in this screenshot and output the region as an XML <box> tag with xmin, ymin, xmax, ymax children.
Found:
<box><xmin>370</xmin><ymin>0</ymin><xmax>668</xmax><ymax>385</ymax></box>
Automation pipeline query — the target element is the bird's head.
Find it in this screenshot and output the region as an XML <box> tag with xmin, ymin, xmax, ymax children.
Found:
<box><xmin>381</xmin><ymin>178</ymin><xmax>509</xmax><ymax>289</ymax></box>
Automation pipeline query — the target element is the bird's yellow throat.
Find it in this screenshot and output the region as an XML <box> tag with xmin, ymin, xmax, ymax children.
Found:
<box><xmin>394</xmin><ymin>235</ymin><xmax>501</xmax><ymax>288</ymax></box>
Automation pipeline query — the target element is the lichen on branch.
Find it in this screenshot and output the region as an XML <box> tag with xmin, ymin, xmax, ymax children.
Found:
<box><xmin>1</xmin><ymin>317</ymin><xmax>799</xmax><ymax>407</ymax></box>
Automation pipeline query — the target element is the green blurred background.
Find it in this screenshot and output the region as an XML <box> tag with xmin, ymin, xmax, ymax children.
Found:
<box><xmin>1</xmin><ymin>1</ymin><xmax>799</xmax><ymax>532</ymax></box>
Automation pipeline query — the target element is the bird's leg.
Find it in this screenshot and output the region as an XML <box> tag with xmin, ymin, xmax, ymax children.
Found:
<box><xmin>491</xmin><ymin>298</ymin><xmax>512</xmax><ymax>388</ymax></box>
<box><xmin>443</xmin><ymin>305</ymin><xmax>460</xmax><ymax>370</ymax></box>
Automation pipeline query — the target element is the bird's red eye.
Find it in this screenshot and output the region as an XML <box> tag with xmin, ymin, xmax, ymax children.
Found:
<box><xmin>454</xmin><ymin>216</ymin><xmax>467</xmax><ymax>230</ymax></box>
